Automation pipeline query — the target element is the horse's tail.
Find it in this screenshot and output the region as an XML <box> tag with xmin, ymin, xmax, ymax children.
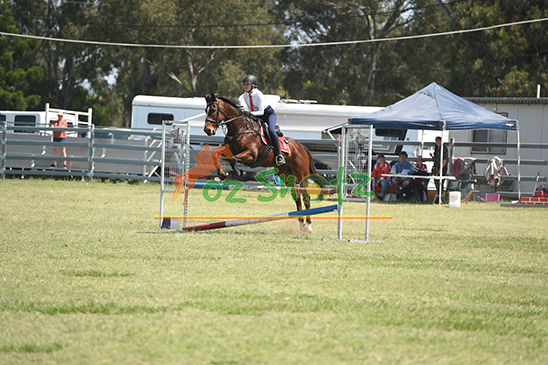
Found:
<box><xmin>304</xmin><ymin>145</ymin><xmax>329</xmax><ymax>186</ymax></box>
<box><xmin>301</xmin><ymin>145</ymin><xmax>330</xmax><ymax>202</ymax></box>
<box><xmin>305</xmin><ymin>145</ymin><xmax>318</xmax><ymax>175</ymax></box>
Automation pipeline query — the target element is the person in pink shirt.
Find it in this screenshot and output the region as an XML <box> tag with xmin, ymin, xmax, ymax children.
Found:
<box><xmin>372</xmin><ymin>153</ymin><xmax>391</xmax><ymax>200</ymax></box>
<box><xmin>50</xmin><ymin>113</ymin><xmax>68</xmax><ymax>168</ymax></box>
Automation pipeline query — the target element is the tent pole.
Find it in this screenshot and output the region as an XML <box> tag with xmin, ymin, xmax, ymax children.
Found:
<box><xmin>420</xmin><ymin>130</ymin><xmax>425</xmax><ymax>156</ymax></box>
<box><xmin>365</xmin><ymin>124</ymin><xmax>373</xmax><ymax>241</ymax></box>
<box><xmin>449</xmin><ymin>137</ymin><xmax>455</xmax><ymax>176</ymax></box>
<box><xmin>338</xmin><ymin>127</ymin><xmax>345</xmax><ymax>240</ymax></box>
<box><xmin>438</xmin><ymin>122</ymin><xmax>446</xmax><ymax>206</ymax></box>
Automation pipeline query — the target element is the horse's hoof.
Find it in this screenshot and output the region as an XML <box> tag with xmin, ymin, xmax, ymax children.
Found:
<box><xmin>229</xmin><ymin>169</ymin><xmax>241</xmax><ymax>178</ymax></box>
<box><xmin>300</xmin><ymin>223</ymin><xmax>313</xmax><ymax>233</ymax></box>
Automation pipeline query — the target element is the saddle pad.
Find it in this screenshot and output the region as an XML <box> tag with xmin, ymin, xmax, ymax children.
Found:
<box><xmin>260</xmin><ymin>125</ymin><xmax>290</xmax><ymax>153</ymax></box>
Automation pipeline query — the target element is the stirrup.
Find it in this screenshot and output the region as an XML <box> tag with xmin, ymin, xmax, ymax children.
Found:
<box><xmin>276</xmin><ymin>154</ymin><xmax>286</xmax><ymax>166</ymax></box>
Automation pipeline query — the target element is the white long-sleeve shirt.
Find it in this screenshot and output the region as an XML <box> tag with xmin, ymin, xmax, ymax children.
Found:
<box><xmin>239</xmin><ymin>89</ymin><xmax>268</xmax><ymax>117</ymax></box>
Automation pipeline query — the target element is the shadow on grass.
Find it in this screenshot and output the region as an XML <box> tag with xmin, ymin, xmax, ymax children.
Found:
<box><xmin>0</xmin><ymin>343</ymin><xmax>62</xmax><ymax>353</ymax></box>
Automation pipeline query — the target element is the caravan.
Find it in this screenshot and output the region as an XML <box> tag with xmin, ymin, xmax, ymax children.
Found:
<box><xmin>130</xmin><ymin>94</ymin><xmax>445</xmax><ymax>174</ymax></box>
<box><xmin>130</xmin><ymin>94</ymin><xmax>442</xmax><ymax>148</ymax></box>
<box><xmin>131</xmin><ymin>94</ymin><xmax>382</xmax><ymax>140</ymax></box>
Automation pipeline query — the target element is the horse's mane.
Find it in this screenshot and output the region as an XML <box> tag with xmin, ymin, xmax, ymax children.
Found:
<box><xmin>218</xmin><ymin>96</ymin><xmax>251</xmax><ymax>117</ymax></box>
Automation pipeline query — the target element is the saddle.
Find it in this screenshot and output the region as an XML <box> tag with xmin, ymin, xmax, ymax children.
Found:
<box><xmin>258</xmin><ymin>123</ymin><xmax>290</xmax><ymax>153</ymax></box>
<box><xmin>246</xmin><ymin>122</ymin><xmax>290</xmax><ymax>168</ymax></box>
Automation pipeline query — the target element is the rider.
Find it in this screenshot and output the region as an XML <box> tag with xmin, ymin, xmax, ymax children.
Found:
<box><xmin>238</xmin><ymin>74</ymin><xmax>285</xmax><ymax>166</ymax></box>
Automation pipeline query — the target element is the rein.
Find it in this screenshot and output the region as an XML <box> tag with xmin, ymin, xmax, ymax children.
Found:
<box><xmin>206</xmin><ymin>99</ymin><xmax>262</xmax><ymax>143</ymax></box>
<box><xmin>206</xmin><ymin>99</ymin><xmax>244</xmax><ymax>127</ymax></box>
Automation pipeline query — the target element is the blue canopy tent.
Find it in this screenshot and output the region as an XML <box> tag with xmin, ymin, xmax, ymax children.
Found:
<box><xmin>349</xmin><ymin>82</ymin><xmax>518</xmax><ymax>131</ymax></box>
<box><xmin>347</xmin><ymin>82</ymin><xmax>520</xmax><ymax>217</ymax></box>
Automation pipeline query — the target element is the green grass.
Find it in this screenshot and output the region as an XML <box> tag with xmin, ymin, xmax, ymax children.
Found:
<box><xmin>0</xmin><ymin>178</ymin><xmax>547</xmax><ymax>364</ymax></box>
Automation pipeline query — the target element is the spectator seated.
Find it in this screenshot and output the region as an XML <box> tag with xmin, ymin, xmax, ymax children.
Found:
<box><xmin>375</xmin><ymin>184</ymin><xmax>398</xmax><ymax>195</ymax></box>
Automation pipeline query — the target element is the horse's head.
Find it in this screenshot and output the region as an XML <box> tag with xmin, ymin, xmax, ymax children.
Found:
<box><xmin>204</xmin><ymin>93</ymin><xmax>218</xmax><ymax>136</ymax></box>
<box><xmin>204</xmin><ymin>94</ymin><xmax>245</xmax><ymax>136</ymax></box>
<box><xmin>204</xmin><ymin>93</ymin><xmax>229</xmax><ymax>136</ymax></box>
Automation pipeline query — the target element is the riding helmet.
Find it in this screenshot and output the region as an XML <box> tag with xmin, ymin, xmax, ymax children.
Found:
<box><xmin>242</xmin><ymin>75</ymin><xmax>258</xmax><ymax>87</ymax></box>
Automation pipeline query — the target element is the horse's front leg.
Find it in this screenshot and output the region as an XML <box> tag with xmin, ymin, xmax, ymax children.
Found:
<box><xmin>228</xmin><ymin>150</ymin><xmax>256</xmax><ymax>177</ymax></box>
<box><xmin>226</xmin><ymin>157</ymin><xmax>241</xmax><ymax>177</ymax></box>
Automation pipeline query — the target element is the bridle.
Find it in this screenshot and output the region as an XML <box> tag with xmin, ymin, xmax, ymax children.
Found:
<box><xmin>205</xmin><ymin>99</ymin><xmax>244</xmax><ymax>129</ymax></box>
<box><xmin>205</xmin><ymin>97</ymin><xmax>262</xmax><ymax>144</ymax></box>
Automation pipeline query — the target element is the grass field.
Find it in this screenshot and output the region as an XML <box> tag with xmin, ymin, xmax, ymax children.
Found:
<box><xmin>1</xmin><ymin>178</ymin><xmax>547</xmax><ymax>364</ymax></box>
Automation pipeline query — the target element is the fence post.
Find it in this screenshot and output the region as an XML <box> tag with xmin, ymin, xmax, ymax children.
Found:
<box><xmin>364</xmin><ymin>124</ymin><xmax>373</xmax><ymax>242</ymax></box>
<box><xmin>1</xmin><ymin>121</ymin><xmax>6</xmax><ymax>179</ymax></box>
<box><xmin>338</xmin><ymin>127</ymin><xmax>345</xmax><ymax>240</ymax></box>
<box><xmin>88</xmin><ymin>124</ymin><xmax>95</xmax><ymax>181</ymax></box>
<box><xmin>159</xmin><ymin>122</ymin><xmax>167</xmax><ymax>228</ymax></box>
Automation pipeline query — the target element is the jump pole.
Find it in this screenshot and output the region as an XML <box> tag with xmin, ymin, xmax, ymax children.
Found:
<box><xmin>182</xmin><ymin>204</ymin><xmax>339</xmax><ymax>232</ymax></box>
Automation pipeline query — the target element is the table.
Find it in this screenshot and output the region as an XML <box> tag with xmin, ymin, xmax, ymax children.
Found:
<box><xmin>382</xmin><ymin>173</ymin><xmax>454</xmax><ymax>179</ymax></box>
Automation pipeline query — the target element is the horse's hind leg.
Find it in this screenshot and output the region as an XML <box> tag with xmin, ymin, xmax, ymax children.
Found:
<box><xmin>295</xmin><ymin>192</ymin><xmax>312</xmax><ymax>233</ymax></box>
<box><xmin>301</xmin><ymin>192</ymin><xmax>313</xmax><ymax>233</ymax></box>
<box><xmin>287</xmin><ymin>168</ymin><xmax>313</xmax><ymax>233</ymax></box>
<box><xmin>293</xmin><ymin>194</ymin><xmax>305</xmax><ymax>230</ymax></box>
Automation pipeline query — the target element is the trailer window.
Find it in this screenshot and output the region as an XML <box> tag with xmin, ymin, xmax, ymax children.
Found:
<box><xmin>147</xmin><ymin>113</ymin><xmax>174</xmax><ymax>125</ymax></box>
<box><xmin>471</xmin><ymin>112</ymin><xmax>507</xmax><ymax>154</ymax></box>
<box><xmin>375</xmin><ymin>129</ymin><xmax>406</xmax><ymax>138</ymax></box>
<box><xmin>472</xmin><ymin>130</ymin><xmax>506</xmax><ymax>154</ymax></box>
<box><xmin>0</xmin><ymin>114</ymin><xmax>5</xmax><ymax>122</ymax></box>
<box><xmin>14</xmin><ymin>115</ymin><xmax>36</xmax><ymax>133</ymax></box>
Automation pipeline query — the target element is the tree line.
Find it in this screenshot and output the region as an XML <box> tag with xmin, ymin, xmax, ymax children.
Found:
<box><xmin>1</xmin><ymin>0</ymin><xmax>547</xmax><ymax>127</ymax></box>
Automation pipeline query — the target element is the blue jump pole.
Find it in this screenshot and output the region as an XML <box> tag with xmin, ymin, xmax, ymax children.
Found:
<box><xmin>182</xmin><ymin>204</ymin><xmax>339</xmax><ymax>231</ymax></box>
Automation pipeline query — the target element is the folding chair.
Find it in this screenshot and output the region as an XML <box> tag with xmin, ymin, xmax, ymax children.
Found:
<box><xmin>446</xmin><ymin>173</ymin><xmax>473</xmax><ymax>203</ymax></box>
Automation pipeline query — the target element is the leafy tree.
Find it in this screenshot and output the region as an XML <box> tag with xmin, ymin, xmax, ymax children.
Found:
<box><xmin>92</xmin><ymin>0</ymin><xmax>284</xmax><ymax>125</ymax></box>
<box><xmin>273</xmin><ymin>0</ymin><xmax>452</xmax><ymax>106</ymax></box>
<box><xmin>71</xmin><ymin>84</ymin><xmax>124</xmax><ymax>127</ymax></box>
<box><xmin>9</xmin><ymin>0</ymin><xmax>113</xmax><ymax>109</ymax></box>
<box><xmin>447</xmin><ymin>0</ymin><xmax>548</xmax><ymax>97</ymax></box>
<box><xmin>0</xmin><ymin>0</ymin><xmax>44</xmax><ymax>110</ymax></box>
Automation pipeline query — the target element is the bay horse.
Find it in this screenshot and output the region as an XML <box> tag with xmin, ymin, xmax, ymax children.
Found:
<box><xmin>203</xmin><ymin>93</ymin><xmax>323</xmax><ymax>232</ymax></box>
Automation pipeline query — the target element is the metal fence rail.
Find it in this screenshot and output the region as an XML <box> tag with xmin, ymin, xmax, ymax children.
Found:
<box><xmin>1</xmin><ymin>123</ymin><xmax>340</xmax><ymax>183</ymax></box>
<box><xmin>1</xmin><ymin>123</ymin><xmax>164</xmax><ymax>181</ymax></box>
<box><xmin>2</xmin><ymin>122</ymin><xmax>545</xmax><ymax>197</ymax></box>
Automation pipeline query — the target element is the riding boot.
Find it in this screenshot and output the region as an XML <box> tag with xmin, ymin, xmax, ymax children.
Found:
<box><xmin>270</xmin><ymin>130</ymin><xmax>285</xmax><ymax>165</ymax></box>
